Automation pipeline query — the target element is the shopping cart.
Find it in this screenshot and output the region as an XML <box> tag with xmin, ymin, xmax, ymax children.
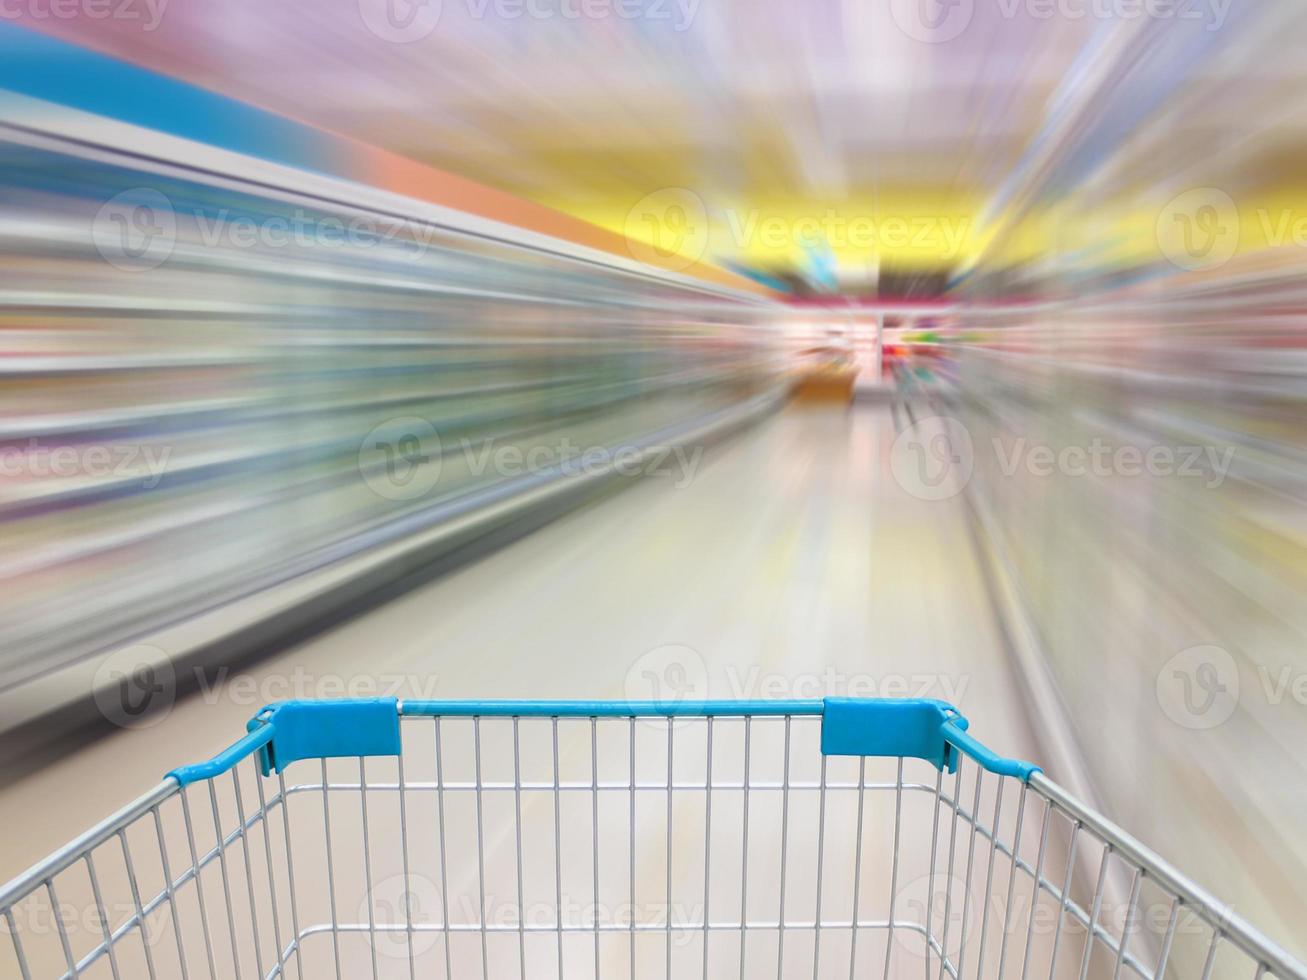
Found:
<box><xmin>2</xmin><ymin>698</ymin><xmax>1303</xmax><ymax>980</ymax></box>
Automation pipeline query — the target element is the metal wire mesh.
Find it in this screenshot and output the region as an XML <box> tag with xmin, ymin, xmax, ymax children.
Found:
<box><xmin>1</xmin><ymin>710</ymin><xmax>1297</xmax><ymax>980</ymax></box>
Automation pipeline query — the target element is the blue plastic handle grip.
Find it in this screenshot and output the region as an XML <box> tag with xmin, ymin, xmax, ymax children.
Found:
<box><xmin>167</xmin><ymin>725</ymin><xmax>275</xmax><ymax>788</ymax></box>
<box><xmin>163</xmin><ymin>697</ymin><xmax>1040</xmax><ymax>787</ymax></box>
<box><xmin>822</xmin><ymin>698</ymin><xmax>964</xmax><ymax>770</ymax></box>
<box><xmin>941</xmin><ymin>720</ymin><xmax>1042</xmax><ymax>780</ymax></box>
<box><xmin>400</xmin><ymin>700</ymin><xmax>824</xmax><ymax>718</ymax></box>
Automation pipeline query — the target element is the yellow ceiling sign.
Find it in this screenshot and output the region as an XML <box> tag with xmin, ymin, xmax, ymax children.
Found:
<box><xmin>556</xmin><ymin>192</ymin><xmax>990</xmax><ymax>271</ymax></box>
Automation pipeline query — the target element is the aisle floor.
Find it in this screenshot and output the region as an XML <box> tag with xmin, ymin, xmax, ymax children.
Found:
<box><xmin>0</xmin><ymin>403</ymin><xmax>1041</xmax><ymax>977</ymax></box>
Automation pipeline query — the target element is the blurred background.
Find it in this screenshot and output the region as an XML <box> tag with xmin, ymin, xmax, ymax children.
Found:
<box><xmin>0</xmin><ymin>0</ymin><xmax>1305</xmax><ymax>975</ymax></box>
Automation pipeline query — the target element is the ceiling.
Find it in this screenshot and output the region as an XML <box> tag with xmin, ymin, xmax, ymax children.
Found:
<box><xmin>14</xmin><ymin>0</ymin><xmax>1307</xmax><ymax>289</ymax></box>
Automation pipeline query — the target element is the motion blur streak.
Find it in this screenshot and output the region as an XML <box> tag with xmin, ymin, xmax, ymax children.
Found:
<box><xmin>0</xmin><ymin>0</ymin><xmax>1306</xmax><ymax>976</ymax></box>
<box><xmin>893</xmin><ymin>282</ymin><xmax>1307</xmax><ymax>964</ymax></box>
<box><xmin>0</xmin><ymin>126</ymin><xmax>787</xmax><ymax>723</ymax></box>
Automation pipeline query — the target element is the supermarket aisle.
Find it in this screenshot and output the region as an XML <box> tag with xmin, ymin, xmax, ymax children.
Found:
<box><xmin>0</xmin><ymin>401</ymin><xmax>1040</xmax><ymax>971</ymax></box>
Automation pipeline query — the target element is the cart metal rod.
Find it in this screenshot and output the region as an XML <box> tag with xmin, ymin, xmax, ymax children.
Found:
<box><xmin>292</xmin><ymin>917</ymin><xmax>943</xmax><ymax>936</ymax></box>
<box><xmin>1029</xmin><ymin>773</ymin><xmax>1306</xmax><ymax>980</ymax></box>
<box><xmin>0</xmin><ymin>780</ymin><xmax>176</xmax><ymax>910</ymax></box>
<box><xmin>10</xmin><ymin>783</ymin><xmax>287</xmax><ymax>980</ymax></box>
<box><xmin>400</xmin><ymin>699</ymin><xmax>822</xmax><ymax>717</ymax></box>
<box><xmin>281</xmin><ymin>778</ymin><xmax>938</xmax><ymax>794</ymax></box>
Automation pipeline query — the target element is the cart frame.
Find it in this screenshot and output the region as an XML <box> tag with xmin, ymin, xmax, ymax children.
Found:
<box><xmin>2</xmin><ymin>698</ymin><xmax>1303</xmax><ymax>980</ymax></box>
